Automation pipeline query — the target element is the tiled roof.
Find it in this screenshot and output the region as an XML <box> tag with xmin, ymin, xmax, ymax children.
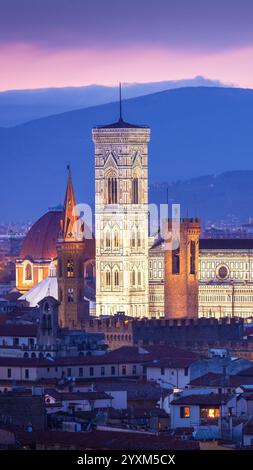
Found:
<box><xmin>46</xmin><ymin>390</ymin><xmax>112</xmax><ymax>401</ymax></box>
<box><xmin>95</xmin><ymin>117</ymin><xmax>147</xmax><ymax>130</ymax></box>
<box><xmin>147</xmin><ymin>357</ymin><xmax>196</xmax><ymax>369</ymax></box>
<box><xmin>171</xmin><ymin>393</ymin><xmax>232</xmax><ymax>406</ymax></box>
<box><xmin>0</xmin><ymin>345</ymin><xmax>199</xmax><ymax>369</ymax></box>
<box><xmin>189</xmin><ymin>372</ymin><xmax>253</xmax><ymax>388</ymax></box>
<box><xmin>9</xmin><ymin>429</ymin><xmax>199</xmax><ymax>450</ymax></box>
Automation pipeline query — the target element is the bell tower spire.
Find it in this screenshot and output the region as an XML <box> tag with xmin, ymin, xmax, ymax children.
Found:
<box><xmin>62</xmin><ymin>164</ymin><xmax>78</xmax><ymax>241</ymax></box>
<box><xmin>57</xmin><ymin>167</ymin><xmax>87</xmax><ymax>328</ymax></box>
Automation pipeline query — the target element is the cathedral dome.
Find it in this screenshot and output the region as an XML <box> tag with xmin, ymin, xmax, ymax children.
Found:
<box><xmin>19</xmin><ymin>210</ymin><xmax>63</xmax><ymax>261</ymax></box>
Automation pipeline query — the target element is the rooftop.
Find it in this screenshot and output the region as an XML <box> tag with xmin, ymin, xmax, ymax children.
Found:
<box><xmin>171</xmin><ymin>393</ymin><xmax>233</xmax><ymax>406</ymax></box>
<box><xmin>94</xmin><ymin>117</ymin><xmax>148</xmax><ymax>130</ymax></box>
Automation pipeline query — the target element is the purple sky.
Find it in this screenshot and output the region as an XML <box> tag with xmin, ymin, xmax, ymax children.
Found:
<box><xmin>1</xmin><ymin>0</ymin><xmax>253</xmax><ymax>90</ymax></box>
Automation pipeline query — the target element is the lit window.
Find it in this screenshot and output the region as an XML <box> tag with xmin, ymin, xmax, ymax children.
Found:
<box><xmin>25</xmin><ymin>264</ymin><xmax>32</xmax><ymax>281</ymax></box>
<box><xmin>67</xmin><ymin>259</ymin><xmax>74</xmax><ymax>277</ymax></box>
<box><xmin>200</xmin><ymin>407</ymin><xmax>220</xmax><ymax>419</ymax></box>
<box><xmin>180</xmin><ymin>407</ymin><xmax>190</xmax><ymax>418</ymax></box>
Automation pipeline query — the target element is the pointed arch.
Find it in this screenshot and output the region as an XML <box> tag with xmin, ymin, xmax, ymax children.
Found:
<box><xmin>25</xmin><ymin>263</ymin><xmax>32</xmax><ymax>281</ymax></box>
<box><xmin>132</xmin><ymin>266</ymin><xmax>137</xmax><ymax>287</ymax></box>
<box><xmin>113</xmin><ymin>267</ymin><xmax>120</xmax><ymax>287</ymax></box>
<box><xmin>105</xmin><ymin>230</ymin><xmax>111</xmax><ymax>249</ymax></box>
<box><xmin>105</xmin><ymin>269</ymin><xmax>111</xmax><ymax>287</ymax></box>
<box><xmin>105</xmin><ymin>168</ymin><xmax>118</xmax><ymax>205</ymax></box>
<box><xmin>131</xmin><ymin>225</ymin><xmax>137</xmax><ymax>248</ymax></box>
<box><xmin>137</xmin><ymin>229</ymin><xmax>142</xmax><ymax>247</ymax></box>
<box><xmin>113</xmin><ymin>226</ymin><xmax>120</xmax><ymax>249</ymax></box>
<box><xmin>138</xmin><ymin>269</ymin><xmax>142</xmax><ymax>286</ymax></box>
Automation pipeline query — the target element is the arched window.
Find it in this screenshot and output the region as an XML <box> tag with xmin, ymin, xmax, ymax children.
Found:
<box><xmin>67</xmin><ymin>288</ymin><xmax>74</xmax><ymax>303</ymax></box>
<box><xmin>67</xmin><ymin>259</ymin><xmax>74</xmax><ymax>278</ymax></box>
<box><xmin>114</xmin><ymin>230</ymin><xmax>119</xmax><ymax>249</ymax></box>
<box><xmin>137</xmin><ymin>230</ymin><xmax>141</xmax><ymax>247</ymax></box>
<box><xmin>132</xmin><ymin>269</ymin><xmax>136</xmax><ymax>286</ymax></box>
<box><xmin>138</xmin><ymin>270</ymin><xmax>142</xmax><ymax>286</ymax></box>
<box><xmin>131</xmin><ymin>230</ymin><xmax>136</xmax><ymax>248</ymax></box>
<box><xmin>25</xmin><ymin>263</ymin><xmax>32</xmax><ymax>281</ymax></box>
<box><xmin>105</xmin><ymin>270</ymin><xmax>111</xmax><ymax>287</ymax></box>
<box><xmin>105</xmin><ymin>231</ymin><xmax>111</xmax><ymax>249</ymax></box>
<box><xmin>114</xmin><ymin>270</ymin><xmax>119</xmax><ymax>287</ymax></box>
<box><xmin>108</xmin><ymin>177</ymin><xmax>118</xmax><ymax>204</ymax></box>
<box><xmin>132</xmin><ymin>178</ymin><xmax>139</xmax><ymax>204</ymax></box>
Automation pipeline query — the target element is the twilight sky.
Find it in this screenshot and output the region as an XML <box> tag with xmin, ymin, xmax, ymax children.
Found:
<box><xmin>1</xmin><ymin>0</ymin><xmax>253</xmax><ymax>90</ymax></box>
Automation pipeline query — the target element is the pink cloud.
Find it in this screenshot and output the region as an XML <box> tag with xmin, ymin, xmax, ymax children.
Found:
<box><xmin>1</xmin><ymin>43</ymin><xmax>253</xmax><ymax>91</ymax></box>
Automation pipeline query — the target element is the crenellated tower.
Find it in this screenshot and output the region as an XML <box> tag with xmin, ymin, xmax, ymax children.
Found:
<box><xmin>164</xmin><ymin>217</ymin><xmax>201</xmax><ymax>319</ymax></box>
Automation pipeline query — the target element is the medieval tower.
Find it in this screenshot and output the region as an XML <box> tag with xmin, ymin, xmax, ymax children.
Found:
<box><xmin>93</xmin><ymin>99</ymin><xmax>150</xmax><ymax>317</ymax></box>
<box><xmin>57</xmin><ymin>168</ymin><xmax>86</xmax><ymax>328</ymax></box>
<box><xmin>164</xmin><ymin>218</ymin><xmax>201</xmax><ymax>318</ymax></box>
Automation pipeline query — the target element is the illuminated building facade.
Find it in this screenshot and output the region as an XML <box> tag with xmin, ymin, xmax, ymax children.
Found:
<box><xmin>93</xmin><ymin>115</ymin><xmax>150</xmax><ymax>317</ymax></box>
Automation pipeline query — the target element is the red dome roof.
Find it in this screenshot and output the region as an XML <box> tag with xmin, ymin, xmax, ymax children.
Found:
<box><xmin>19</xmin><ymin>210</ymin><xmax>63</xmax><ymax>261</ymax></box>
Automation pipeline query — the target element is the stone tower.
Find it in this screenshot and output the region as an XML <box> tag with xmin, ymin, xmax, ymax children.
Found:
<box><xmin>164</xmin><ymin>218</ymin><xmax>201</xmax><ymax>318</ymax></box>
<box><xmin>92</xmin><ymin>107</ymin><xmax>150</xmax><ymax>318</ymax></box>
<box><xmin>57</xmin><ymin>168</ymin><xmax>86</xmax><ymax>328</ymax></box>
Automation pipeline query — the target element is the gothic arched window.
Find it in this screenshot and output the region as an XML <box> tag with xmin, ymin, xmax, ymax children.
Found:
<box><xmin>132</xmin><ymin>269</ymin><xmax>136</xmax><ymax>286</ymax></box>
<box><xmin>108</xmin><ymin>177</ymin><xmax>118</xmax><ymax>204</ymax></box>
<box><xmin>105</xmin><ymin>270</ymin><xmax>111</xmax><ymax>287</ymax></box>
<box><xmin>114</xmin><ymin>230</ymin><xmax>119</xmax><ymax>249</ymax></box>
<box><xmin>114</xmin><ymin>270</ymin><xmax>119</xmax><ymax>287</ymax></box>
<box><xmin>132</xmin><ymin>178</ymin><xmax>139</xmax><ymax>204</ymax></box>
<box><xmin>131</xmin><ymin>230</ymin><xmax>136</xmax><ymax>248</ymax></box>
<box><xmin>67</xmin><ymin>259</ymin><xmax>74</xmax><ymax>278</ymax></box>
<box><xmin>138</xmin><ymin>270</ymin><xmax>142</xmax><ymax>286</ymax></box>
<box><xmin>105</xmin><ymin>230</ymin><xmax>111</xmax><ymax>249</ymax></box>
<box><xmin>25</xmin><ymin>263</ymin><xmax>32</xmax><ymax>281</ymax></box>
<box><xmin>137</xmin><ymin>230</ymin><xmax>141</xmax><ymax>248</ymax></box>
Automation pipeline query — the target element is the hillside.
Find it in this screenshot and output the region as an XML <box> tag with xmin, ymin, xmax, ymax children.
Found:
<box><xmin>1</xmin><ymin>86</ymin><xmax>253</xmax><ymax>221</ymax></box>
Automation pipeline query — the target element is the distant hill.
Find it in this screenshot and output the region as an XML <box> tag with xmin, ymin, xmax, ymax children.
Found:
<box><xmin>149</xmin><ymin>171</ymin><xmax>253</xmax><ymax>223</ymax></box>
<box><xmin>1</xmin><ymin>86</ymin><xmax>253</xmax><ymax>222</ymax></box>
<box><xmin>0</xmin><ymin>76</ymin><xmax>226</xmax><ymax>127</ymax></box>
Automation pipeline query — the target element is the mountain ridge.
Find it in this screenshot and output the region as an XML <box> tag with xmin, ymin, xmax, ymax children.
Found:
<box><xmin>1</xmin><ymin>86</ymin><xmax>253</xmax><ymax>221</ymax></box>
